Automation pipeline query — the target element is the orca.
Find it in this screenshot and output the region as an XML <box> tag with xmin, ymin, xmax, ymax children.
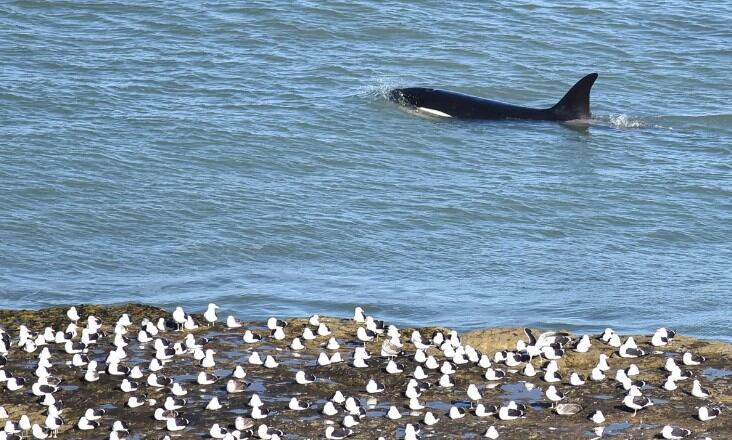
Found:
<box><xmin>389</xmin><ymin>73</ymin><xmax>598</xmax><ymax>121</ymax></box>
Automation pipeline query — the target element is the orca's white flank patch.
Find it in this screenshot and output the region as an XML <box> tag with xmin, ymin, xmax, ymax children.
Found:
<box><xmin>417</xmin><ymin>107</ymin><xmax>452</xmax><ymax>117</ymax></box>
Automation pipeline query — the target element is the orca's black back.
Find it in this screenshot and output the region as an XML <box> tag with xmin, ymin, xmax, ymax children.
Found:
<box><xmin>398</xmin><ymin>88</ymin><xmax>550</xmax><ymax>120</ymax></box>
<box><xmin>390</xmin><ymin>73</ymin><xmax>598</xmax><ymax>121</ymax></box>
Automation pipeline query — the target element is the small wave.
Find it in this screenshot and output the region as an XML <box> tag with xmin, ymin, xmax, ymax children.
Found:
<box><xmin>653</xmin><ymin>113</ymin><xmax>732</xmax><ymax>133</ymax></box>
<box><xmin>597</xmin><ymin>114</ymin><xmax>649</xmax><ymax>129</ymax></box>
<box><xmin>359</xmin><ymin>78</ymin><xmax>447</xmax><ymax>120</ymax></box>
<box><xmin>594</xmin><ymin>113</ymin><xmax>732</xmax><ymax>133</ymax></box>
<box><xmin>589</xmin><ymin>114</ymin><xmax>681</xmax><ymax>130</ymax></box>
<box><xmin>659</xmin><ymin>113</ymin><xmax>732</xmax><ymax>124</ymax></box>
<box><xmin>358</xmin><ymin>78</ymin><xmax>402</xmax><ymax>100</ymax></box>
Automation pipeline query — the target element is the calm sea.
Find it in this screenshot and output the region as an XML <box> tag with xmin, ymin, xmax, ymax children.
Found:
<box><xmin>1</xmin><ymin>1</ymin><xmax>731</xmax><ymax>340</ymax></box>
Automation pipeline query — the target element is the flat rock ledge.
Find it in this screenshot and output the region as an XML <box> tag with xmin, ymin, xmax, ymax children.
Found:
<box><xmin>0</xmin><ymin>304</ymin><xmax>731</xmax><ymax>439</ymax></box>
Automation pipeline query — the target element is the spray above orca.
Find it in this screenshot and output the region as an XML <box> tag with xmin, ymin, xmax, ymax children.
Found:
<box><xmin>389</xmin><ymin>73</ymin><xmax>598</xmax><ymax>122</ymax></box>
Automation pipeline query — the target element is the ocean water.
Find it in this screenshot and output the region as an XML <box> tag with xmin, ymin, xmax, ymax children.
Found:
<box><xmin>1</xmin><ymin>1</ymin><xmax>731</xmax><ymax>340</ymax></box>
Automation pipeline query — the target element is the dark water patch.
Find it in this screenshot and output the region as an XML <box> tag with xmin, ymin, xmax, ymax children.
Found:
<box><xmin>500</xmin><ymin>382</ymin><xmax>544</xmax><ymax>402</ymax></box>
<box><xmin>704</xmin><ymin>367</ymin><xmax>732</xmax><ymax>380</ymax></box>
<box><xmin>604</xmin><ymin>421</ymin><xmax>632</xmax><ymax>435</ymax></box>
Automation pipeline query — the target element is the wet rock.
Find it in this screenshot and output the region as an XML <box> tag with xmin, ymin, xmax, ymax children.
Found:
<box><xmin>0</xmin><ymin>305</ymin><xmax>730</xmax><ymax>439</ymax></box>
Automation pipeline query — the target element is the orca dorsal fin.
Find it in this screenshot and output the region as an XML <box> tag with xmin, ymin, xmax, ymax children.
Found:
<box><xmin>550</xmin><ymin>73</ymin><xmax>598</xmax><ymax>120</ymax></box>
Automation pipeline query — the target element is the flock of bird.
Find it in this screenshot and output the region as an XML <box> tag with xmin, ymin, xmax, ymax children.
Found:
<box><xmin>0</xmin><ymin>303</ymin><xmax>725</xmax><ymax>439</ymax></box>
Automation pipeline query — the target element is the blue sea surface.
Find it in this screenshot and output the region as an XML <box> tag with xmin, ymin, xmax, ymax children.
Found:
<box><xmin>1</xmin><ymin>1</ymin><xmax>731</xmax><ymax>339</ymax></box>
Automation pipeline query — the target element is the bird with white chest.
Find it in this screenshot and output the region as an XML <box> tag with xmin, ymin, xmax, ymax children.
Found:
<box><xmin>651</xmin><ymin>328</ymin><xmax>676</xmax><ymax>347</ymax></box>
<box><xmin>172</xmin><ymin>307</ymin><xmax>186</xmax><ymax>331</ymax></box>
<box><xmin>543</xmin><ymin>360</ymin><xmax>561</xmax><ymax>383</ymax></box>
<box><xmin>200</xmin><ymin>349</ymin><xmax>216</xmax><ymax>368</ymax></box>
<box><xmin>545</xmin><ymin>385</ymin><xmax>566</xmax><ymax>407</ymax></box>
<box><xmin>66</xmin><ymin>306</ymin><xmax>80</xmax><ymax>324</ymax></box>
<box><xmin>574</xmin><ymin>334</ymin><xmax>591</xmax><ymax>352</ymax></box>
<box><xmin>467</xmin><ymin>383</ymin><xmax>482</xmax><ymax>406</ymax></box>
<box><xmin>498</xmin><ymin>401</ymin><xmax>526</xmax><ymax>420</ymax></box>
<box><xmin>682</xmin><ymin>352</ymin><xmax>705</xmax><ymax>366</ymax></box>
<box><xmin>619</xmin><ymin>336</ymin><xmax>646</xmax><ymax>358</ymax></box>
<box><xmin>623</xmin><ymin>392</ymin><xmax>653</xmax><ymax>416</ymax></box>
<box><xmin>569</xmin><ymin>372</ymin><xmax>585</xmax><ymax>386</ymax></box>
<box><xmin>225</xmin><ymin>315</ymin><xmax>241</xmax><ymax>329</ymax></box>
<box><xmin>660</xmin><ymin>425</ymin><xmax>691</xmax><ymax>439</ymax></box>
<box><xmin>698</xmin><ymin>406</ymin><xmax>720</xmax><ymax>421</ymax></box>
<box><xmin>366</xmin><ymin>379</ymin><xmax>385</xmax><ymax>393</ymax></box>
<box><xmin>691</xmin><ymin>380</ymin><xmax>710</xmax><ymax>399</ymax></box>
<box><xmin>203</xmin><ymin>303</ymin><xmax>219</xmax><ymax>326</ymax></box>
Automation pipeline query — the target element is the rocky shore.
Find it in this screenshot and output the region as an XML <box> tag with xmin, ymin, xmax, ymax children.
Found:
<box><xmin>0</xmin><ymin>304</ymin><xmax>730</xmax><ymax>439</ymax></box>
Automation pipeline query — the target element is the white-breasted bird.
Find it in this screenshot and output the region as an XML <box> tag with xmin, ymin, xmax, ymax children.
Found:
<box><xmin>166</xmin><ymin>417</ymin><xmax>189</xmax><ymax>431</ymax></box>
<box><xmin>423</xmin><ymin>411</ymin><xmax>439</xmax><ymax>426</ymax></box>
<box><xmin>290</xmin><ymin>337</ymin><xmax>304</xmax><ymax>350</ymax></box>
<box><xmin>226</xmin><ymin>315</ymin><xmax>242</xmax><ymax>329</ymax></box>
<box><xmin>203</xmin><ymin>303</ymin><xmax>219</xmax><ymax>326</ymax></box>
<box><xmin>522</xmin><ymin>363</ymin><xmax>536</xmax><ymax>377</ymax></box>
<box><xmin>408</xmin><ymin>397</ymin><xmax>425</xmax><ymax>410</ymax></box>
<box><xmin>448</xmin><ymin>406</ymin><xmax>466</xmax><ymax>419</ymax></box>
<box><xmin>172</xmin><ymin>307</ymin><xmax>186</xmax><ymax>331</ymax></box>
<box><xmin>67</xmin><ymin>307</ymin><xmax>80</xmax><ymax>324</ymax></box>
<box><xmin>574</xmin><ymin>335</ymin><xmax>591</xmax><ymax>352</ymax></box>
<box><xmin>322</xmin><ymin>401</ymin><xmax>339</xmax><ymax>416</ymax></box>
<box><xmin>288</xmin><ymin>397</ymin><xmax>310</xmax><ymax>410</ymax></box>
<box><xmin>295</xmin><ymin>370</ymin><xmax>315</xmax><ymax>384</ymax></box>
<box><xmin>623</xmin><ymin>394</ymin><xmax>653</xmax><ymax>416</ymax></box>
<box><xmin>386</xmin><ymin>405</ymin><xmax>401</xmax><ymax>420</ymax></box>
<box><xmin>570</xmin><ymin>372</ymin><xmax>586</xmax><ymax>386</ymax></box>
<box><xmin>243</xmin><ymin>330</ymin><xmax>262</xmax><ymax>344</ymax></box>
<box><xmin>660</xmin><ymin>425</ymin><xmax>691</xmax><ymax>439</ymax></box>
<box><xmin>353</xmin><ymin>307</ymin><xmax>366</xmax><ymax>323</ymax></box>
<box><xmin>326</xmin><ymin>337</ymin><xmax>340</xmax><ymax>350</ymax></box>
<box><xmin>682</xmin><ymin>352</ymin><xmax>705</xmax><ymax>366</ymax></box>
<box><xmin>467</xmin><ymin>383</ymin><xmax>482</xmax><ymax>404</ymax></box>
<box><xmin>498</xmin><ymin>402</ymin><xmax>525</xmax><ymax>420</ymax></box>
<box><xmin>485</xmin><ymin>368</ymin><xmax>506</xmax><ymax>381</ymax></box>
<box><xmin>691</xmin><ymin>380</ymin><xmax>710</xmax><ymax>399</ymax></box>
<box><xmin>200</xmin><ymin>349</ymin><xmax>216</xmax><ymax>368</ymax></box>
<box><xmin>545</xmin><ymin>385</ymin><xmax>566</xmax><ymax>406</ymax></box>
<box><xmin>366</xmin><ymin>379</ymin><xmax>384</xmax><ymax>393</ymax></box>
<box><xmin>326</xmin><ymin>426</ymin><xmax>352</xmax><ymax>440</ymax></box>
<box><xmin>475</xmin><ymin>403</ymin><xmax>497</xmax><ymax>417</ymax></box>
<box><xmin>77</xmin><ymin>416</ymin><xmax>99</xmax><ymax>431</ymax></box>
<box><xmin>484</xmin><ymin>426</ymin><xmax>499</xmax><ymax>439</ymax></box>
<box><xmin>590</xmin><ymin>367</ymin><xmax>605</xmax><ymax>382</ymax></box>
<box><xmin>698</xmin><ymin>406</ymin><xmax>720</xmax><ymax>421</ymax></box>
<box><xmin>206</xmin><ymin>397</ymin><xmax>222</xmax><ymax>410</ymax></box>
<box><xmin>385</xmin><ymin>359</ymin><xmax>403</xmax><ymax>374</ymax></box>
<box><xmin>589</xmin><ymin>409</ymin><xmax>605</xmax><ymax>424</ymax></box>
<box><xmin>209</xmin><ymin>424</ymin><xmax>228</xmax><ymax>439</ymax></box>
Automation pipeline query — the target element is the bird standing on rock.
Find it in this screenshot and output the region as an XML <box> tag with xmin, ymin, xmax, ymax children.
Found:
<box><xmin>66</xmin><ymin>307</ymin><xmax>80</xmax><ymax>324</ymax></box>
<box><xmin>172</xmin><ymin>307</ymin><xmax>186</xmax><ymax>331</ymax></box>
<box><xmin>203</xmin><ymin>303</ymin><xmax>219</xmax><ymax>326</ymax></box>
<box><xmin>467</xmin><ymin>383</ymin><xmax>481</xmax><ymax>406</ymax></box>
<box><xmin>623</xmin><ymin>394</ymin><xmax>653</xmax><ymax>416</ymax></box>
<box><xmin>545</xmin><ymin>385</ymin><xmax>566</xmax><ymax>407</ymax></box>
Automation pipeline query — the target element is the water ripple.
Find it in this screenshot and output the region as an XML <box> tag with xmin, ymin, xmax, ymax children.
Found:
<box><xmin>1</xmin><ymin>1</ymin><xmax>731</xmax><ymax>340</ymax></box>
